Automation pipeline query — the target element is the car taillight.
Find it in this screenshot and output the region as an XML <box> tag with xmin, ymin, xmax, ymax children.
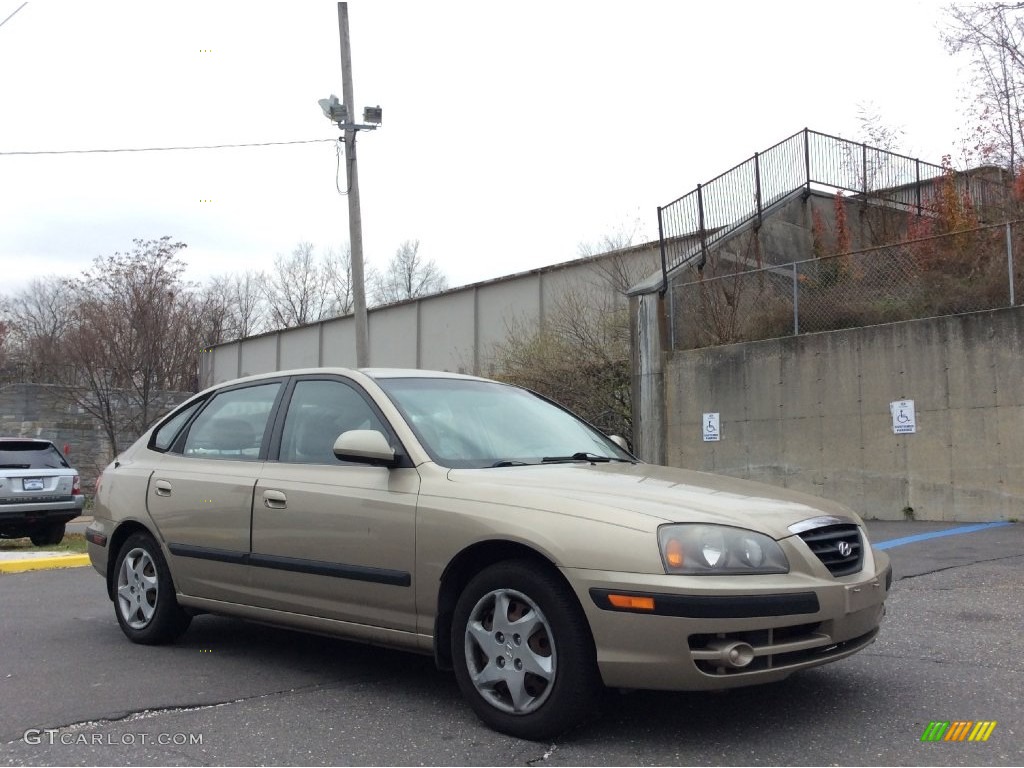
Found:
<box><xmin>72</xmin><ymin>475</ymin><xmax>82</xmax><ymax>495</ymax></box>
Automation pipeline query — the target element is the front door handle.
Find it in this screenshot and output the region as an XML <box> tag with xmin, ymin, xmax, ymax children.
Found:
<box><xmin>263</xmin><ymin>489</ymin><xmax>287</xmax><ymax>509</ymax></box>
<box><xmin>154</xmin><ymin>479</ymin><xmax>172</xmax><ymax>497</ymax></box>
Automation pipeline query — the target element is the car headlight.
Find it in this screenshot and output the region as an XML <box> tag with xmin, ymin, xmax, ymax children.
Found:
<box><xmin>658</xmin><ymin>524</ymin><xmax>789</xmax><ymax>575</ymax></box>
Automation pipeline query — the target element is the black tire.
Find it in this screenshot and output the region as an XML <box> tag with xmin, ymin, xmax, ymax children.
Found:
<box><xmin>113</xmin><ymin>532</ymin><xmax>191</xmax><ymax>644</ymax></box>
<box><xmin>451</xmin><ymin>560</ymin><xmax>602</xmax><ymax>740</ymax></box>
<box><xmin>29</xmin><ymin>522</ymin><xmax>65</xmax><ymax>547</ymax></box>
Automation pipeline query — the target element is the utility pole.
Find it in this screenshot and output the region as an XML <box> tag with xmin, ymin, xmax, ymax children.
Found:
<box><xmin>337</xmin><ymin>2</ymin><xmax>369</xmax><ymax>367</ymax></box>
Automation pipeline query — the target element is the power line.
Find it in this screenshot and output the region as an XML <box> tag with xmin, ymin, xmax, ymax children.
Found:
<box><xmin>0</xmin><ymin>138</ymin><xmax>337</xmax><ymax>156</ymax></box>
<box><xmin>0</xmin><ymin>2</ymin><xmax>28</xmax><ymax>30</ymax></box>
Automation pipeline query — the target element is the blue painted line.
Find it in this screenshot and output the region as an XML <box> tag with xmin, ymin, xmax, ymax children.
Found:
<box><xmin>874</xmin><ymin>521</ymin><xmax>1014</xmax><ymax>550</ymax></box>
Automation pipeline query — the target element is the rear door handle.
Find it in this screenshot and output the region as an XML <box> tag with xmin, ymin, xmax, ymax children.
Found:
<box><xmin>263</xmin><ymin>489</ymin><xmax>287</xmax><ymax>509</ymax></box>
<box><xmin>154</xmin><ymin>480</ymin><xmax>172</xmax><ymax>497</ymax></box>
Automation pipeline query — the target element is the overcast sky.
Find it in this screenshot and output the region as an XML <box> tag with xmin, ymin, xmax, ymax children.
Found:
<box><xmin>0</xmin><ymin>0</ymin><xmax>968</xmax><ymax>294</ymax></box>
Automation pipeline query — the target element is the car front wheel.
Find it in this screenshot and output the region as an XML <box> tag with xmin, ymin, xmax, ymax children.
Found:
<box><xmin>113</xmin><ymin>532</ymin><xmax>191</xmax><ymax>644</ymax></box>
<box><xmin>451</xmin><ymin>560</ymin><xmax>601</xmax><ymax>740</ymax></box>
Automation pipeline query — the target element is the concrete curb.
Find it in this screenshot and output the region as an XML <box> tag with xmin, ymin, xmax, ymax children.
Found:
<box><xmin>0</xmin><ymin>554</ymin><xmax>91</xmax><ymax>574</ymax></box>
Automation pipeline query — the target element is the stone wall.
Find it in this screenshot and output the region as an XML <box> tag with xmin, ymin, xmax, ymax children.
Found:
<box><xmin>0</xmin><ymin>384</ymin><xmax>191</xmax><ymax>494</ymax></box>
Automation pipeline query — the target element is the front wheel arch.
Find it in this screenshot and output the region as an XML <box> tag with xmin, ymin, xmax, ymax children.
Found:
<box><xmin>434</xmin><ymin>541</ymin><xmax>568</xmax><ymax>671</ymax></box>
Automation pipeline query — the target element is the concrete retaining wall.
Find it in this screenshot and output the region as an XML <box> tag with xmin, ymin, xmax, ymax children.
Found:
<box><xmin>201</xmin><ymin>244</ymin><xmax>665</xmax><ymax>387</ymax></box>
<box><xmin>663</xmin><ymin>307</ymin><xmax>1024</xmax><ymax>521</ymax></box>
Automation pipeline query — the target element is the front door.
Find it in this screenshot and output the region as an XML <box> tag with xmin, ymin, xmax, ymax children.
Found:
<box><xmin>249</xmin><ymin>377</ymin><xmax>419</xmax><ymax>632</ymax></box>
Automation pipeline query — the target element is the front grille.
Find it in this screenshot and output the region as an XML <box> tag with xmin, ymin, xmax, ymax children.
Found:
<box><xmin>797</xmin><ymin>524</ymin><xmax>863</xmax><ymax>576</ymax></box>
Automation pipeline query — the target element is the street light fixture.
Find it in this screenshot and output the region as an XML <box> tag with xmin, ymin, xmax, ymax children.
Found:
<box><xmin>318</xmin><ymin>94</ymin><xmax>382</xmax><ymax>132</ymax></box>
<box><xmin>317</xmin><ymin>95</ymin><xmax>347</xmax><ymax>124</ymax></box>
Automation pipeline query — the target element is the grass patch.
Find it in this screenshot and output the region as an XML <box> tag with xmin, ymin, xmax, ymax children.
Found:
<box><xmin>0</xmin><ymin>533</ymin><xmax>88</xmax><ymax>553</ymax></box>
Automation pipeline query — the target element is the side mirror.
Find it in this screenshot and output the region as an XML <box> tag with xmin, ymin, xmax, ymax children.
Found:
<box><xmin>333</xmin><ymin>430</ymin><xmax>399</xmax><ymax>467</ymax></box>
<box><xmin>609</xmin><ymin>435</ymin><xmax>629</xmax><ymax>451</ymax></box>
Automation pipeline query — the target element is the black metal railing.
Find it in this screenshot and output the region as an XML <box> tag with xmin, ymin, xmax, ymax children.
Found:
<box><xmin>657</xmin><ymin>128</ymin><xmax>1011</xmax><ymax>287</ymax></box>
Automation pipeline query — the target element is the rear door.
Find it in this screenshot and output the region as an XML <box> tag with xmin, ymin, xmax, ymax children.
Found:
<box><xmin>147</xmin><ymin>380</ymin><xmax>284</xmax><ymax>603</ymax></box>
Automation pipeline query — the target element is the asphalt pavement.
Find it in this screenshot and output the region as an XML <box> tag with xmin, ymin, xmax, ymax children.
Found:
<box><xmin>0</xmin><ymin>520</ymin><xmax>1021</xmax><ymax>766</ymax></box>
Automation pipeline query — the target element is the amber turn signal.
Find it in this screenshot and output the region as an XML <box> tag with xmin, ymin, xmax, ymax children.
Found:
<box><xmin>607</xmin><ymin>594</ymin><xmax>655</xmax><ymax>611</ymax></box>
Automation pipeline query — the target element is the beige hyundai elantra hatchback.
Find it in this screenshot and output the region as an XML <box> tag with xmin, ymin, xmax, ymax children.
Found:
<box><xmin>86</xmin><ymin>368</ymin><xmax>890</xmax><ymax>740</ymax></box>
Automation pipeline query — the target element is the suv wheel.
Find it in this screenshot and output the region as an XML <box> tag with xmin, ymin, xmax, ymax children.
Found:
<box><xmin>29</xmin><ymin>522</ymin><xmax>65</xmax><ymax>547</ymax></box>
<box><xmin>113</xmin><ymin>532</ymin><xmax>192</xmax><ymax>644</ymax></box>
<box><xmin>451</xmin><ymin>560</ymin><xmax>601</xmax><ymax>740</ymax></box>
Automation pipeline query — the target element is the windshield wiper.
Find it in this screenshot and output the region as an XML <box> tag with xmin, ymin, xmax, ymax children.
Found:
<box><xmin>542</xmin><ymin>452</ymin><xmax>614</xmax><ymax>464</ymax></box>
<box><xmin>490</xmin><ymin>460</ymin><xmax>534</xmax><ymax>467</ymax></box>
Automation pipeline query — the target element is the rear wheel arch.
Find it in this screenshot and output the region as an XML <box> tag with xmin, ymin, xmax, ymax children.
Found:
<box><xmin>433</xmin><ymin>540</ymin><xmax>591</xmax><ymax>670</ymax></box>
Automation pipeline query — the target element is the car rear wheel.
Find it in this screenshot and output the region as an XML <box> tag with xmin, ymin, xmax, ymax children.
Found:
<box><xmin>113</xmin><ymin>532</ymin><xmax>191</xmax><ymax>644</ymax></box>
<box><xmin>451</xmin><ymin>560</ymin><xmax>601</xmax><ymax>740</ymax></box>
<box><xmin>29</xmin><ymin>522</ymin><xmax>65</xmax><ymax>547</ymax></box>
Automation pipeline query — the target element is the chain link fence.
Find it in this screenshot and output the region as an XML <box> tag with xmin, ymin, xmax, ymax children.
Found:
<box><xmin>669</xmin><ymin>221</ymin><xmax>1023</xmax><ymax>351</ymax></box>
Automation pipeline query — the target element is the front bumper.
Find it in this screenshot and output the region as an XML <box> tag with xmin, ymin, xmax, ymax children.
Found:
<box><xmin>565</xmin><ymin>542</ymin><xmax>890</xmax><ymax>691</ymax></box>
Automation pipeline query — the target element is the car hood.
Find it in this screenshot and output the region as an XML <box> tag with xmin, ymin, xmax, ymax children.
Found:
<box><xmin>444</xmin><ymin>462</ymin><xmax>860</xmax><ymax>540</ymax></box>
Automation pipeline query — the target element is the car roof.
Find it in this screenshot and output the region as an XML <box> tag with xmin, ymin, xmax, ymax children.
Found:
<box><xmin>210</xmin><ymin>367</ymin><xmax>491</xmax><ymax>390</ymax></box>
<box><xmin>0</xmin><ymin>437</ymin><xmax>56</xmax><ymax>445</ymax></box>
<box><xmin>361</xmin><ymin>368</ymin><xmax>487</xmax><ymax>381</ymax></box>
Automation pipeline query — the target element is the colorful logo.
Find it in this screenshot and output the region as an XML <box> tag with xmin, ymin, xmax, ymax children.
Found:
<box><xmin>921</xmin><ymin>721</ymin><xmax>997</xmax><ymax>742</ymax></box>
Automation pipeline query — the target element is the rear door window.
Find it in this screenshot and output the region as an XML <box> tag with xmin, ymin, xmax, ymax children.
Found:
<box><xmin>180</xmin><ymin>383</ymin><xmax>282</xmax><ymax>460</ymax></box>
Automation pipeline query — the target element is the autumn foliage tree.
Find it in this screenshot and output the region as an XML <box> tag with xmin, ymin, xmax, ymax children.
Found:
<box><xmin>904</xmin><ymin>158</ymin><xmax>984</xmax><ymax>274</ymax></box>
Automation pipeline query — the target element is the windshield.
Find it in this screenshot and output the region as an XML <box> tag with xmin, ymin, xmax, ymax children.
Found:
<box><xmin>376</xmin><ymin>377</ymin><xmax>633</xmax><ymax>469</ymax></box>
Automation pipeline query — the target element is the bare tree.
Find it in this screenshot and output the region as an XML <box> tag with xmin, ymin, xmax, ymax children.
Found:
<box><xmin>205</xmin><ymin>271</ymin><xmax>267</xmax><ymax>340</ymax></box>
<box><xmin>58</xmin><ymin>237</ymin><xmax>199</xmax><ymax>456</ymax></box>
<box><xmin>262</xmin><ymin>242</ymin><xmax>330</xmax><ymax>329</ymax></box>
<box><xmin>490</xmin><ymin>284</ymin><xmax>632</xmax><ymax>441</ymax></box>
<box><xmin>576</xmin><ymin>218</ymin><xmax>638</xmax><ymax>260</ymax></box>
<box><xmin>0</xmin><ymin>298</ymin><xmax>9</xmax><ymax>372</ymax></box>
<box><xmin>324</xmin><ymin>244</ymin><xmax>355</xmax><ymax>316</ymax></box>
<box><xmin>3</xmin><ymin>277</ymin><xmax>75</xmax><ymax>381</ymax></box>
<box><xmin>370</xmin><ymin>240</ymin><xmax>448</xmax><ymax>305</ymax></box>
<box><xmin>943</xmin><ymin>3</ymin><xmax>1024</xmax><ymax>171</ymax></box>
<box><xmin>855</xmin><ymin>101</ymin><xmax>906</xmax><ymax>152</ymax></box>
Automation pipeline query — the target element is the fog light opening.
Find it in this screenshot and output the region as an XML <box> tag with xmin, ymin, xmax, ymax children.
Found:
<box><xmin>707</xmin><ymin>640</ymin><xmax>755</xmax><ymax>668</ymax></box>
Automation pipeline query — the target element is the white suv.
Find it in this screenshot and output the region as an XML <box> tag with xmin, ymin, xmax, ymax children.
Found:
<box><xmin>0</xmin><ymin>438</ymin><xmax>84</xmax><ymax>546</ymax></box>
